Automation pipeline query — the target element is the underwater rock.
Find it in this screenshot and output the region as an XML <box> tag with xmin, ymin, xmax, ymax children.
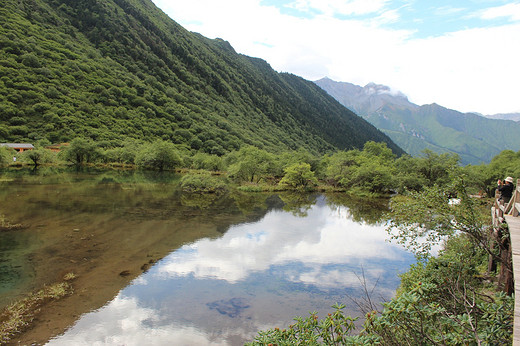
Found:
<box><xmin>207</xmin><ymin>297</ymin><xmax>250</xmax><ymax>318</ymax></box>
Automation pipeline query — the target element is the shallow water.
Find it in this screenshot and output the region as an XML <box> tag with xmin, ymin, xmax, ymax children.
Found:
<box><xmin>0</xmin><ymin>168</ymin><xmax>415</xmax><ymax>345</ymax></box>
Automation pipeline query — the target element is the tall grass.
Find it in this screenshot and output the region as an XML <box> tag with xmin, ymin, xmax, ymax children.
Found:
<box><xmin>0</xmin><ymin>275</ymin><xmax>74</xmax><ymax>343</ymax></box>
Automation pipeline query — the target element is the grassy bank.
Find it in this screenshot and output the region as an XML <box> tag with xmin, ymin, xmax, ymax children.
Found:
<box><xmin>0</xmin><ymin>274</ymin><xmax>75</xmax><ymax>344</ymax></box>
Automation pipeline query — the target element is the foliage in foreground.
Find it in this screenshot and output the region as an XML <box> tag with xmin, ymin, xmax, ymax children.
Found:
<box><xmin>247</xmin><ymin>241</ymin><xmax>513</xmax><ymax>345</ymax></box>
<box><xmin>246</xmin><ymin>303</ymin><xmax>359</xmax><ymax>346</ymax></box>
<box><xmin>360</xmin><ymin>283</ymin><xmax>513</xmax><ymax>345</ymax></box>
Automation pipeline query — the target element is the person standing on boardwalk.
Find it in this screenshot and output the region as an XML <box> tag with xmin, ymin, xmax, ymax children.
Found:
<box><xmin>497</xmin><ymin>176</ymin><xmax>515</xmax><ymax>204</ymax></box>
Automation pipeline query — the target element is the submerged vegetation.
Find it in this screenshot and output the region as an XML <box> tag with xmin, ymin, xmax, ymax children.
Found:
<box><xmin>0</xmin><ymin>274</ymin><xmax>75</xmax><ymax>344</ymax></box>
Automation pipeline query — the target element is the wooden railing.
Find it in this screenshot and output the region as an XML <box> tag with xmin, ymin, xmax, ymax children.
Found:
<box><xmin>490</xmin><ymin>179</ymin><xmax>520</xmax><ymax>295</ymax></box>
<box><xmin>492</xmin><ymin>179</ymin><xmax>520</xmax><ymax>223</ymax></box>
<box><xmin>492</xmin><ymin>179</ymin><xmax>520</xmax><ymax>344</ymax></box>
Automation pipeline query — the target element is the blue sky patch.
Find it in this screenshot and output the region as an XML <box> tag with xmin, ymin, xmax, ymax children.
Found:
<box><xmin>260</xmin><ymin>0</ymin><xmax>519</xmax><ymax>39</ymax></box>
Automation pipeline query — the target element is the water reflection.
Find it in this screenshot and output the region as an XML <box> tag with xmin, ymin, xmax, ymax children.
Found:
<box><xmin>49</xmin><ymin>196</ymin><xmax>414</xmax><ymax>346</ymax></box>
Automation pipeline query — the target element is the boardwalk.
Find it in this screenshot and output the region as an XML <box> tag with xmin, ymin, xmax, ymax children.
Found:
<box><xmin>492</xmin><ymin>179</ymin><xmax>520</xmax><ymax>345</ymax></box>
<box><xmin>507</xmin><ymin>214</ymin><xmax>520</xmax><ymax>345</ymax></box>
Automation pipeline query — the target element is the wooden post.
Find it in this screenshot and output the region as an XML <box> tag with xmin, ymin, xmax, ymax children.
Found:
<box><xmin>489</xmin><ymin>190</ymin><xmax>501</xmax><ymax>275</ymax></box>
<box><xmin>489</xmin><ymin>184</ymin><xmax>515</xmax><ymax>294</ymax></box>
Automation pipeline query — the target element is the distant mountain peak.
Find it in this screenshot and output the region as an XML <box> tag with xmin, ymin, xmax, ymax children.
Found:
<box><xmin>315</xmin><ymin>78</ymin><xmax>520</xmax><ymax>165</ymax></box>
<box><xmin>363</xmin><ymin>82</ymin><xmax>408</xmax><ymax>99</ymax></box>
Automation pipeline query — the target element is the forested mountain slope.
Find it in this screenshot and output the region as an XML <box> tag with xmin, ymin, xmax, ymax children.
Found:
<box><xmin>0</xmin><ymin>0</ymin><xmax>403</xmax><ymax>155</ymax></box>
<box><xmin>315</xmin><ymin>77</ymin><xmax>520</xmax><ymax>164</ymax></box>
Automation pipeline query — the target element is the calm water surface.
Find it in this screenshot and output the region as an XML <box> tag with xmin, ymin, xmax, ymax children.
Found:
<box><xmin>0</xmin><ymin>169</ymin><xmax>415</xmax><ymax>345</ymax></box>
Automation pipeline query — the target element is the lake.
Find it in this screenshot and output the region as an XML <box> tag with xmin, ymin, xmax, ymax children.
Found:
<box><xmin>0</xmin><ymin>168</ymin><xmax>415</xmax><ymax>345</ymax></box>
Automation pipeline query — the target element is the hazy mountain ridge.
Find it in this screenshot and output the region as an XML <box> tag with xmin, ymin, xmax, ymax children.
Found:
<box><xmin>315</xmin><ymin>77</ymin><xmax>520</xmax><ymax>164</ymax></box>
<box><xmin>0</xmin><ymin>0</ymin><xmax>403</xmax><ymax>155</ymax></box>
<box><xmin>485</xmin><ymin>113</ymin><xmax>520</xmax><ymax>122</ymax></box>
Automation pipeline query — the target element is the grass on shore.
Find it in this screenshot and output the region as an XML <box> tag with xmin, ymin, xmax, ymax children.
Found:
<box><xmin>0</xmin><ymin>274</ymin><xmax>75</xmax><ymax>344</ymax></box>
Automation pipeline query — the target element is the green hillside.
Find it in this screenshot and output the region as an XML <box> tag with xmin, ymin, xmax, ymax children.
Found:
<box><xmin>0</xmin><ymin>0</ymin><xmax>403</xmax><ymax>156</ymax></box>
<box><xmin>364</xmin><ymin>103</ymin><xmax>519</xmax><ymax>164</ymax></box>
<box><xmin>315</xmin><ymin>78</ymin><xmax>520</xmax><ymax>165</ymax></box>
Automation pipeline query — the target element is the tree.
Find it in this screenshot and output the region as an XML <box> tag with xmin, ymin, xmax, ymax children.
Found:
<box><xmin>62</xmin><ymin>138</ymin><xmax>98</xmax><ymax>165</ymax></box>
<box><xmin>388</xmin><ymin>177</ymin><xmax>486</xmax><ymax>257</ymax></box>
<box><xmin>226</xmin><ymin>146</ymin><xmax>275</xmax><ymax>183</ymax></box>
<box><xmin>278</xmin><ymin>163</ymin><xmax>318</xmax><ymax>189</ymax></box>
<box><xmin>135</xmin><ymin>140</ymin><xmax>182</xmax><ymax>171</ymax></box>
<box><xmin>416</xmin><ymin>149</ymin><xmax>460</xmax><ymax>187</ymax></box>
<box><xmin>22</xmin><ymin>147</ymin><xmax>54</xmax><ymax>166</ymax></box>
<box><xmin>0</xmin><ymin>147</ymin><xmax>13</xmax><ymax>166</ymax></box>
<box><xmin>191</xmin><ymin>152</ymin><xmax>224</xmax><ymax>171</ymax></box>
<box><xmin>394</xmin><ymin>155</ymin><xmax>428</xmax><ymax>192</ymax></box>
<box><xmin>387</xmin><ymin>175</ymin><xmax>513</xmax><ymax>293</ymax></box>
<box><xmin>323</xmin><ymin>142</ymin><xmax>398</xmax><ymax>193</ymax></box>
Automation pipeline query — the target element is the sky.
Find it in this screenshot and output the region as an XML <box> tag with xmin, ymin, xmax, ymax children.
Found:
<box><xmin>150</xmin><ymin>0</ymin><xmax>520</xmax><ymax>115</ymax></box>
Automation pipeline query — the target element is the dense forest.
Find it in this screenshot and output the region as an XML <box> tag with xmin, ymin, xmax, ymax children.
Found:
<box><xmin>0</xmin><ymin>0</ymin><xmax>403</xmax><ymax>156</ymax></box>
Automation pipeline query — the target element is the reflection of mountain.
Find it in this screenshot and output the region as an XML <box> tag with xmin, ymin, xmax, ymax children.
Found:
<box><xmin>315</xmin><ymin>77</ymin><xmax>520</xmax><ymax>165</ymax></box>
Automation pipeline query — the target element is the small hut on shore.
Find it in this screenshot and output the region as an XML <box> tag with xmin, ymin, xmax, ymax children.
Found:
<box><xmin>0</xmin><ymin>143</ymin><xmax>34</xmax><ymax>152</ymax></box>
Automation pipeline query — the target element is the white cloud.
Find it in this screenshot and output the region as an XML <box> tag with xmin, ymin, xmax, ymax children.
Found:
<box><xmin>157</xmin><ymin>204</ymin><xmax>407</xmax><ymax>286</ymax></box>
<box><xmin>479</xmin><ymin>3</ymin><xmax>520</xmax><ymax>21</ymax></box>
<box><xmin>48</xmin><ymin>201</ymin><xmax>411</xmax><ymax>345</ymax></box>
<box><xmin>286</xmin><ymin>0</ymin><xmax>390</xmax><ymax>16</ymax></box>
<box><xmin>48</xmin><ymin>296</ymin><xmax>231</xmax><ymax>346</ymax></box>
<box><xmin>434</xmin><ymin>6</ymin><xmax>466</xmax><ymax>16</ymax></box>
<box><xmin>152</xmin><ymin>0</ymin><xmax>520</xmax><ymax>114</ymax></box>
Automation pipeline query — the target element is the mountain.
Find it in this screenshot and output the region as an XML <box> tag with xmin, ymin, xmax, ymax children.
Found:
<box><xmin>315</xmin><ymin>77</ymin><xmax>520</xmax><ymax>165</ymax></box>
<box><xmin>0</xmin><ymin>0</ymin><xmax>403</xmax><ymax>156</ymax></box>
<box><xmin>484</xmin><ymin>113</ymin><xmax>520</xmax><ymax>122</ymax></box>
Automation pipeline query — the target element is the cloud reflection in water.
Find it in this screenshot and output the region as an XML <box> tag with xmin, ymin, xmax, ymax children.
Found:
<box><xmin>49</xmin><ymin>196</ymin><xmax>415</xmax><ymax>346</ymax></box>
<box><xmin>157</xmin><ymin>199</ymin><xmax>408</xmax><ymax>287</ymax></box>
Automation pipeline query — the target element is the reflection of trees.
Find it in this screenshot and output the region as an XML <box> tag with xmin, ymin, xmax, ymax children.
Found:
<box><xmin>279</xmin><ymin>193</ymin><xmax>317</xmax><ymax>217</ymax></box>
<box><xmin>325</xmin><ymin>193</ymin><xmax>389</xmax><ymax>225</ymax></box>
<box><xmin>229</xmin><ymin>191</ymin><xmax>270</xmax><ymax>214</ymax></box>
<box><xmin>180</xmin><ymin>192</ymin><xmax>220</xmax><ymax>209</ymax></box>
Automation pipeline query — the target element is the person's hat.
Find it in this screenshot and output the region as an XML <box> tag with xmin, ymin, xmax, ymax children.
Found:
<box><xmin>505</xmin><ymin>176</ymin><xmax>514</xmax><ymax>183</ymax></box>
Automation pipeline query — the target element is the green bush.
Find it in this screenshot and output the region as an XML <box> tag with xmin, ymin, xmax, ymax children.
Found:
<box><xmin>226</xmin><ymin>146</ymin><xmax>276</xmax><ymax>183</ymax></box>
<box><xmin>21</xmin><ymin>147</ymin><xmax>56</xmax><ymax>166</ymax></box>
<box><xmin>180</xmin><ymin>172</ymin><xmax>227</xmax><ymax>194</ymax></box>
<box><xmin>135</xmin><ymin>140</ymin><xmax>182</xmax><ymax>171</ymax></box>
<box><xmin>359</xmin><ymin>283</ymin><xmax>513</xmax><ymax>345</ymax></box>
<box><xmin>190</xmin><ymin>152</ymin><xmax>224</xmax><ymax>171</ymax></box>
<box><xmin>278</xmin><ymin>163</ymin><xmax>318</xmax><ymax>190</ymax></box>
<box><xmin>246</xmin><ymin>303</ymin><xmax>358</xmax><ymax>346</ymax></box>
<box><xmin>0</xmin><ymin>147</ymin><xmax>14</xmax><ymax>166</ymax></box>
<box><xmin>61</xmin><ymin>138</ymin><xmax>98</xmax><ymax>165</ymax></box>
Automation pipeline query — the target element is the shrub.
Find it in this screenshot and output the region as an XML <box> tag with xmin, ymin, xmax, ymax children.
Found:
<box><xmin>278</xmin><ymin>163</ymin><xmax>318</xmax><ymax>190</ymax></box>
<box><xmin>191</xmin><ymin>152</ymin><xmax>224</xmax><ymax>171</ymax></box>
<box><xmin>135</xmin><ymin>140</ymin><xmax>182</xmax><ymax>171</ymax></box>
<box><xmin>246</xmin><ymin>303</ymin><xmax>358</xmax><ymax>345</ymax></box>
<box><xmin>21</xmin><ymin>147</ymin><xmax>56</xmax><ymax>166</ymax></box>
<box><xmin>180</xmin><ymin>173</ymin><xmax>227</xmax><ymax>194</ymax></box>
<box><xmin>0</xmin><ymin>147</ymin><xmax>14</xmax><ymax>166</ymax></box>
<box><xmin>61</xmin><ymin>138</ymin><xmax>98</xmax><ymax>165</ymax></box>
